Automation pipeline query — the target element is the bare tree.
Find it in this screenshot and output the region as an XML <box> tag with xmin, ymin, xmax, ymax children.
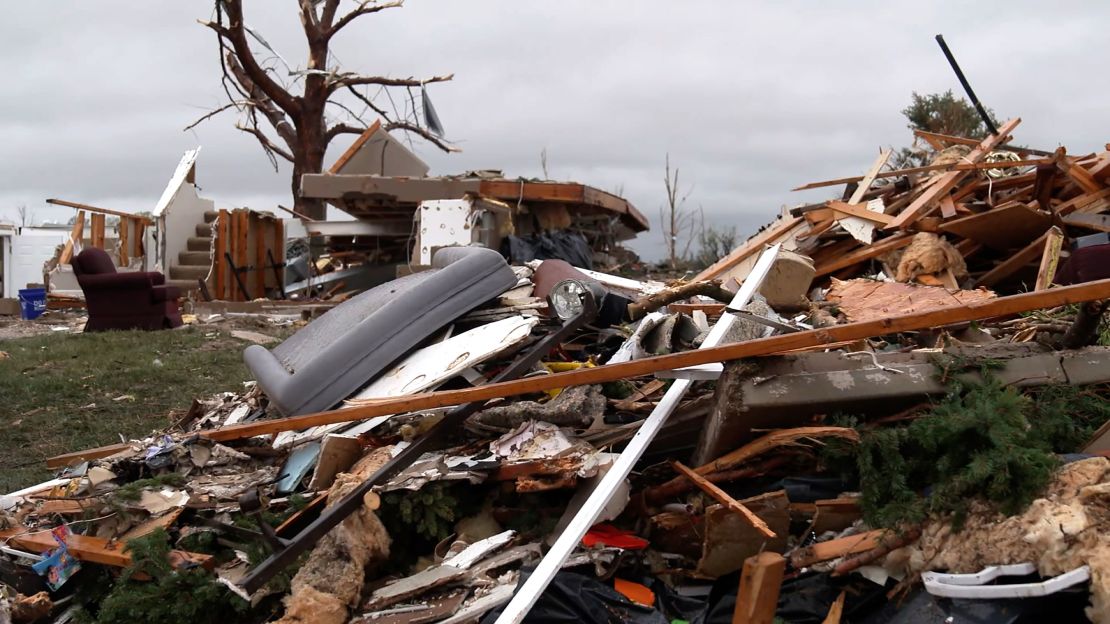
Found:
<box><xmin>16</xmin><ymin>204</ymin><xmax>33</xmax><ymax>228</ymax></box>
<box><xmin>659</xmin><ymin>154</ymin><xmax>700</xmax><ymax>270</ymax></box>
<box><xmin>195</xmin><ymin>0</ymin><xmax>455</xmax><ymax>220</ymax></box>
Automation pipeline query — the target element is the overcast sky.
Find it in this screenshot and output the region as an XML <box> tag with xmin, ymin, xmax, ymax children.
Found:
<box><xmin>3</xmin><ymin>2</ymin><xmax>1108</xmax><ymax>260</ymax></box>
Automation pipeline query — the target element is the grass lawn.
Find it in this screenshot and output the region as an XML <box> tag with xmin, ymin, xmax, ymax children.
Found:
<box><xmin>0</xmin><ymin>327</ymin><xmax>262</xmax><ymax>492</ymax></box>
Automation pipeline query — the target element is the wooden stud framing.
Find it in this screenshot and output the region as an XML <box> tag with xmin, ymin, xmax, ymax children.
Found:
<box><xmin>215</xmin><ymin>209</ymin><xmax>229</xmax><ymax>300</ymax></box>
<box><xmin>118</xmin><ymin>219</ymin><xmax>129</xmax><ymax>266</ymax></box>
<box><xmin>235</xmin><ymin>211</ymin><xmax>249</xmax><ymax>301</ymax></box>
<box><xmin>693</xmin><ymin>216</ymin><xmax>803</xmax><ymax>282</ymax></box>
<box><xmin>813</xmin><ymin>234</ymin><xmax>912</xmax><ymax>277</ymax></box>
<box><xmin>45</xmin><ymin>198</ymin><xmax>153</xmax><ymax>225</ymax></box>
<box><xmin>974</xmin><ymin>232</ymin><xmax>1048</xmax><ymax>288</ymax></box>
<box><xmin>89</xmin><ymin>213</ymin><xmax>105</xmax><ymax>249</ymax></box>
<box><xmin>254</xmin><ymin>214</ymin><xmax>267</xmax><ymax>299</ymax></box>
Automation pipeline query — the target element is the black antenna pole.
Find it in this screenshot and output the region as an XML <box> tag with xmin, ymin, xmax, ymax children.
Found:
<box><xmin>935</xmin><ymin>34</ymin><xmax>1000</xmax><ymax>136</ymax></box>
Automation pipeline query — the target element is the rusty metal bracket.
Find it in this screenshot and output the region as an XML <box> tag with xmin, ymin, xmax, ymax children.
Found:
<box><xmin>238</xmin><ymin>289</ymin><xmax>599</xmax><ymax>594</ymax></box>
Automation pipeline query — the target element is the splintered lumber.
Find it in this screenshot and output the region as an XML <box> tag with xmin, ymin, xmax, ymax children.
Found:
<box><xmin>0</xmin><ymin>528</ymin><xmax>212</xmax><ymax>570</ymax></box>
<box><xmin>813</xmin><ymin>233</ymin><xmax>912</xmax><ymax>277</ymax></box>
<box><xmin>791</xmin><ymin>157</ymin><xmax>1052</xmax><ymax>191</ymax></box>
<box><xmin>826</xmin><ymin>279</ymin><xmax>995</xmax><ymax>323</ymax></box>
<box><xmin>671</xmin><ymin>461</ymin><xmax>775</xmax><ymax>538</ymax></box>
<box><xmin>58</xmin><ymin>211</ymin><xmax>85</xmax><ymax>265</ymax></box>
<box><xmin>846</xmin><ymin>149</ymin><xmax>892</xmax><ymax>204</ymax></box>
<box><xmin>733</xmin><ymin>552</ymin><xmax>786</xmax><ymax>624</ymax></box>
<box><xmin>693</xmin><ymin>216</ymin><xmax>802</xmax><ymax>282</ymax></box>
<box><xmin>885</xmin><ymin>118</ymin><xmax>1022</xmax><ymax>231</ymax></box>
<box><xmin>1035</xmin><ymin>226</ymin><xmax>1065</xmax><ymax>291</ymax></box>
<box><xmin>827</xmin><ymin>201</ymin><xmax>893</xmax><ymax>225</ymax></box>
<box><xmin>789</xmin><ymin>529</ymin><xmax>889</xmax><ymax>569</ymax></box>
<box><xmin>974</xmin><ymin>231</ymin><xmax>1048</xmax><ymax>288</ymax></box>
<box><xmin>47</xmin><ymin>277</ymin><xmax>1110</xmax><ymax>467</ymax></box>
<box><xmin>822</xmin><ymin>591</ymin><xmax>847</xmax><ymax>624</ymax></box>
<box><xmin>695</xmin><ymin>427</ymin><xmax>860</xmax><ymax>477</ymax></box>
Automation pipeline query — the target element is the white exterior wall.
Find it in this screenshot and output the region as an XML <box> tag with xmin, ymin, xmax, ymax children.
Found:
<box><xmin>8</xmin><ymin>227</ymin><xmax>69</xmax><ymax>296</ymax></box>
<box><xmin>152</xmin><ymin>149</ymin><xmax>212</xmax><ymax>273</ymax></box>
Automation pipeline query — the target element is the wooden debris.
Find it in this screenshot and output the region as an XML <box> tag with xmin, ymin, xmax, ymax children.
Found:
<box><xmin>732</xmin><ymin>552</ymin><xmax>786</xmax><ymax>624</ymax></box>
<box><xmin>670</xmin><ymin>461</ymin><xmax>775</xmax><ymax>538</ymax></box>
<box><xmin>826</xmin><ymin>278</ymin><xmax>995</xmax><ymax>323</ymax></box>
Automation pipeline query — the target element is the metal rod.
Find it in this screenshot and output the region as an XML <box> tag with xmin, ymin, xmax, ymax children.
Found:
<box><xmin>493</xmin><ymin>244</ymin><xmax>782</xmax><ymax>624</ymax></box>
<box><xmin>935</xmin><ymin>34</ymin><xmax>999</xmax><ymax>136</ymax></box>
<box><xmin>239</xmin><ymin>294</ymin><xmax>599</xmax><ymax>594</ymax></box>
<box><xmin>225</xmin><ymin>251</ymin><xmax>251</xmax><ymax>301</ymax></box>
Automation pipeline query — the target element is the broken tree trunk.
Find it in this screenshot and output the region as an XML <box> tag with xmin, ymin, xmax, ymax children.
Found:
<box><xmin>627</xmin><ymin>281</ymin><xmax>735</xmax><ymax>321</ymax></box>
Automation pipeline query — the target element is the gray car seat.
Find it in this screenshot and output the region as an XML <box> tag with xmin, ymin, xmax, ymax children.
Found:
<box><xmin>244</xmin><ymin>246</ymin><xmax>518</xmax><ymax>415</ymax></box>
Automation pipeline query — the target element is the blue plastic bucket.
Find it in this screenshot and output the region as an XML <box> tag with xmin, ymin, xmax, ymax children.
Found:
<box><xmin>18</xmin><ymin>288</ymin><xmax>47</xmax><ymax>320</ymax></box>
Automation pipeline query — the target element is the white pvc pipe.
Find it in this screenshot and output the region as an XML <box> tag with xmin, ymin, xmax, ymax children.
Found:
<box><xmin>494</xmin><ymin>243</ymin><xmax>782</xmax><ymax>624</ymax></box>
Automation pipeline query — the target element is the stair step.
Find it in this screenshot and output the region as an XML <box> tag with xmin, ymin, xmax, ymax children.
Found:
<box><xmin>196</xmin><ymin>223</ymin><xmax>212</xmax><ymax>237</ymax></box>
<box><xmin>203</xmin><ymin>210</ymin><xmax>220</xmax><ymax>224</ymax></box>
<box><xmin>169</xmin><ymin>265</ymin><xmax>210</xmax><ymax>281</ymax></box>
<box><xmin>187</xmin><ymin>236</ymin><xmax>212</xmax><ymax>251</ymax></box>
<box><xmin>167</xmin><ymin>279</ymin><xmax>201</xmax><ymax>293</ymax></box>
<box><xmin>178</xmin><ymin>250</ymin><xmax>211</xmax><ymax>266</ymax></box>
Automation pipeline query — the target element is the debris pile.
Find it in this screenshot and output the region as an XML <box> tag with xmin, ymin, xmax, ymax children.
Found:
<box><xmin>5</xmin><ymin>121</ymin><xmax>1110</xmax><ymax>624</ymax></box>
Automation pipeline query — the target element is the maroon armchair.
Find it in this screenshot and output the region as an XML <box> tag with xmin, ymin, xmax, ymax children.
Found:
<box><xmin>72</xmin><ymin>248</ymin><xmax>183</xmax><ymax>331</ymax></box>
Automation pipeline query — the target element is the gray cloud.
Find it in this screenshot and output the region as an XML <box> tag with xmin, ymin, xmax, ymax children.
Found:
<box><xmin>3</xmin><ymin>1</ymin><xmax>1109</xmax><ymax>260</ymax></box>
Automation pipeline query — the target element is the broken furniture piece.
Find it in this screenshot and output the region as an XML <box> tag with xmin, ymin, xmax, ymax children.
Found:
<box><xmin>244</xmin><ymin>246</ymin><xmax>518</xmax><ymax>416</ymax></box>
<box><xmin>71</xmin><ymin>247</ymin><xmax>183</xmax><ymax>331</ymax></box>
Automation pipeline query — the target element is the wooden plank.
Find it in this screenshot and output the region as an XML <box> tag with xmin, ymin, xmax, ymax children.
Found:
<box><xmin>913</xmin><ymin>129</ymin><xmax>1013</xmax><ymax>149</ymax></box>
<box><xmin>1058</xmin><ymin>157</ymin><xmax>1104</xmax><ymax>194</ymax></box>
<box><xmin>939</xmin><ymin>202</ymin><xmax>1052</xmax><ymax>250</ymax></box>
<box><xmin>827</xmin><ymin>201</ymin><xmax>893</xmax><ymax>225</ymax></box>
<box><xmin>215</xmin><ymin>209</ymin><xmax>229</xmax><ymax>299</ymax></box>
<box><xmin>46</xmin><ymin>277</ymin><xmax>1110</xmax><ymax>467</ymax></box>
<box><xmin>974</xmin><ymin>232</ymin><xmax>1048</xmax><ymax>288</ymax></box>
<box><xmin>134</xmin><ymin>223</ymin><xmax>146</xmax><ymax>259</ymax></box>
<box><xmin>939</xmin><ymin>195</ymin><xmax>957</xmax><ymax>218</ymax></box>
<box><xmin>1035</xmin><ymin>226</ymin><xmax>1065</xmax><ymax>291</ymax></box>
<box><xmin>671</xmin><ymin>461</ymin><xmax>775</xmax><ymax>538</ymax></box>
<box><xmin>59</xmin><ymin>211</ymin><xmax>86</xmax><ymax>265</ymax></box>
<box><xmin>118</xmin><ymin>218</ymin><xmax>129</xmax><ymax>266</ymax></box>
<box><xmin>847</xmin><ymin>149</ymin><xmax>892</xmax><ymax>204</ymax></box>
<box><xmin>813</xmin><ymin>234</ymin><xmax>912</xmax><ymax>277</ymax></box>
<box><xmin>272</xmin><ymin>219</ymin><xmax>285</xmax><ymax>291</ymax></box>
<box><xmin>46</xmin><ymin>198</ymin><xmax>154</xmax><ymax>225</ymax></box>
<box><xmin>89</xmin><ymin>213</ymin><xmax>105</xmax><ymax>249</ymax></box>
<box><xmin>253</xmin><ymin>215</ymin><xmax>266</xmax><ymax>299</ymax></box>
<box><xmin>732</xmin><ymin>552</ymin><xmax>785</xmax><ymax>624</ymax></box>
<box><xmin>1062</xmin><ymin>212</ymin><xmax>1110</xmax><ymax>233</ymax></box>
<box><xmin>235</xmin><ymin>211</ymin><xmax>249</xmax><ymax>301</ymax></box>
<box><xmin>694</xmin><ymin>216</ymin><xmax>803</xmax><ymax>282</ymax></box>
<box><xmin>0</xmin><ymin>528</ymin><xmax>212</xmax><ymax>570</ymax></box>
<box><xmin>789</xmin><ymin>529</ymin><xmax>888</xmax><ymax>569</ymax></box>
<box><xmin>791</xmin><ymin>157</ymin><xmax>1051</xmax><ymax>192</ymax></box>
<box><xmin>886</xmin><ymin>118</ymin><xmax>1022</xmax><ymax>231</ymax></box>
<box><xmin>1057</xmin><ymin>187</ymin><xmax>1110</xmax><ymax>217</ymax></box>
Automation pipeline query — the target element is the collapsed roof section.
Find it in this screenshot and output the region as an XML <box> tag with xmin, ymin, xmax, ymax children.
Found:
<box><xmin>300</xmin><ymin>124</ymin><xmax>648</xmax><ymax>266</ymax></box>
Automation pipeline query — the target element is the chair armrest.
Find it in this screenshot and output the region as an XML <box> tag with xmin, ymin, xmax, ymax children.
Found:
<box><xmin>146</xmin><ymin>272</ymin><xmax>167</xmax><ymax>286</ymax></box>
<box><xmin>151</xmin><ymin>285</ymin><xmax>180</xmax><ymax>302</ymax></box>
<box><xmin>79</xmin><ymin>273</ymin><xmax>155</xmax><ymax>291</ymax></box>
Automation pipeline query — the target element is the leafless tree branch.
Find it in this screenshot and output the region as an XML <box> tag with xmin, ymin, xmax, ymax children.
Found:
<box><xmin>346</xmin><ymin>85</ymin><xmax>391</xmax><ymax>119</ymax></box>
<box><xmin>184</xmin><ymin>101</ymin><xmax>243</xmax><ymax>132</ymax></box>
<box><xmin>326</xmin><ymin>122</ymin><xmax>369</xmax><ymax>142</ymax></box>
<box><xmin>328</xmin><ymin>0</ymin><xmax>404</xmax><ymax>38</ymax></box>
<box><xmin>224</xmin><ymin>52</ymin><xmax>298</xmax><ymax>153</ymax></box>
<box><xmin>384</xmin><ymin>120</ymin><xmax>460</xmax><ymax>152</ymax></box>
<box><xmin>236</xmin><ymin>122</ymin><xmax>295</xmax><ymax>164</ymax></box>
<box><xmin>328</xmin><ymin>72</ymin><xmax>452</xmax><ymax>93</ymax></box>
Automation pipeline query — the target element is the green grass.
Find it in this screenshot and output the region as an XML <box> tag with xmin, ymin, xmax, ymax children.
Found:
<box><xmin>0</xmin><ymin>327</ymin><xmax>258</xmax><ymax>492</ymax></box>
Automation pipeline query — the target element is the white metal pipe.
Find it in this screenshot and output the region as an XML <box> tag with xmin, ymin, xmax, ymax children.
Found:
<box><xmin>494</xmin><ymin>243</ymin><xmax>781</xmax><ymax>624</ymax></box>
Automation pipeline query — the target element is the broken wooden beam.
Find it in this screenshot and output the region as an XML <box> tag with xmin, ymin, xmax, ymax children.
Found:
<box><xmin>733</xmin><ymin>552</ymin><xmax>786</xmax><ymax>624</ymax></box>
<box><xmin>47</xmin><ymin>277</ymin><xmax>1110</xmax><ymax>468</ymax></box>
<box><xmin>789</xmin><ymin>529</ymin><xmax>889</xmax><ymax>569</ymax></box>
<box><xmin>670</xmin><ymin>461</ymin><xmax>775</xmax><ymax>538</ymax></box>
<box><xmin>0</xmin><ymin>528</ymin><xmax>212</xmax><ymax>571</ymax></box>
